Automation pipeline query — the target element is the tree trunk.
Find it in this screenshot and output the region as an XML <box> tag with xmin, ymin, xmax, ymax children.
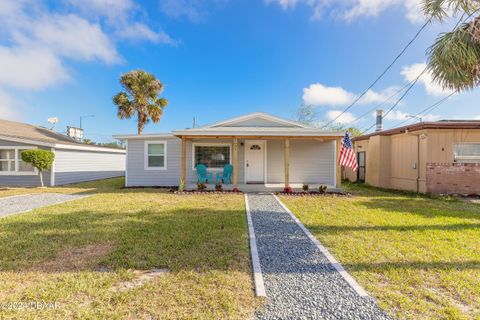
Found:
<box><xmin>39</xmin><ymin>171</ymin><xmax>44</xmax><ymax>188</ymax></box>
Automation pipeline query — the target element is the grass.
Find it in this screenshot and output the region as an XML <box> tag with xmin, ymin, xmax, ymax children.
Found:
<box><xmin>0</xmin><ymin>178</ymin><xmax>260</xmax><ymax>319</ymax></box>
<box><xmin>280</xmin><ymin>183</ymin><xmax>480</xmax><ymax>320</ymax></box>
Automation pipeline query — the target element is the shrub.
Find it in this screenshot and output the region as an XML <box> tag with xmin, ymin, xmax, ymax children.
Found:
<box><xmin>318</xmin><ymin>185</ymin><xmax>327</xmax><ymax>194</ymax></box>
<box><xmin>197</xmin><ymin>182</ymin><xmax>206</xmax><ymax>191</ymax></box>
<box><xmin>302</xmin><ymin>184</ymin><xmax>309</xmax><ymax>192</ymax></box>
<box><xmin>178</xmin><ymin>179</ymin><xmax>185</xmax><ymax>192</ymax></box>
<box><xmin>21</xmin><ymin>149</ymin><xmax>55</xmax><ymax>187</ymax></box>
<box><xmin>215</xmin><ymin>182</ymin><xmax>223</xmax><ymax>192</ymax></box>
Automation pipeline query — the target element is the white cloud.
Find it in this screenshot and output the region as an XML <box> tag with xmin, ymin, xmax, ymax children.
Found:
<box><xmin>67</xmin><ymin>0</ymin><xmax>135</xmax><ymax>20</ymax></box>
<box><xmin>0</xmin><ymin>46</ymin><xmax>69</xmax><ymax>90</ymax></box>
<box><xmin>302</xmin><ymin>83</ymin><xmax>398</xmax><ymax>107</ymax></box>
<box><xmin>372</xmin><ymin>110</ymin><xmax>440</xmax><ymax>122</ymax></box>
<box><xmin>118</xmin><ymin>23</ymin><xmax>177</xmax><ymax>45</ymax></box>
<box><xmin>326</xmin><ymin>110</ymin><xmax>356</xmax><ymax>124</ymax></box>
<box><xmin>303</xmin><ymin>83</ymin><xmax>355</xmax><ymax>106</ymax></box>
<box><xmin>28</xmin><ymin>14</ymin><xmax>120</xmax><ymax>64</ymax></box>
<box><xmin>0</xmin><ymin>89</ymin><xmax>20</xmax><ymax>120</ymax></box>
<box><xmin>266</xmin><ymin>0</ymin><xmax>426</xmax><ymax>23</ymax></box>
<box><xmin>401</xmin><ymin>63</ymin><xmax>455</xmax><ymax>97</ymax></box>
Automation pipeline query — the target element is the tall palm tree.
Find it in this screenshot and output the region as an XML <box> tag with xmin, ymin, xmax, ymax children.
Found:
<box><xmin>113</xmin><ymin>70</ymin><xmax>168</xmax><ymax>134</ymax></box>
<box><xmin>423</xmin><ymin>0</ymin><xmax>480</xmax><ymax>91</ymax></box>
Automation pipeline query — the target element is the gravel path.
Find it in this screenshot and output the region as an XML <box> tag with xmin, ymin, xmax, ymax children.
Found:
<box><xmin>0</xmin><ymin>193</ymin><xmax>88</xmax><ymax>218</ymax></box>
<box><xmin>248</xmin><ymin>193</ymin><xmax>390</xmax><ymax>320</ymax></box>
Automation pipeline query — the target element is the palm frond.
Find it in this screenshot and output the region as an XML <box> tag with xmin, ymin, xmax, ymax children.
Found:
<box><xmin>427</xmin><ymin>22</ymin><xmax>480</xmax><ymax>91</ymax></box>
<box><xmin>423</xmin><ymin>0</ymin><xmax>480</xmax><ymax>20</ymax></box>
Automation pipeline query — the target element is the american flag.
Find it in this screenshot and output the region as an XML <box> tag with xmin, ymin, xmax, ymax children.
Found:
<box><xmin>338</xmin><ymin>132</ymin><xmax>358</xmax><ymax>171</ymax></box>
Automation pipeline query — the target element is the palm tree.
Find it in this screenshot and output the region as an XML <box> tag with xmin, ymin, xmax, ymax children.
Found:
<box><xmin>423</xmin><ymin>0</ymin><xmax>480</xmax><ymax>91</ymax></box>
<box><xmin>113</xmin><ymin>70</ymin><xmax>168</xmax><ymax>134</ymax></box>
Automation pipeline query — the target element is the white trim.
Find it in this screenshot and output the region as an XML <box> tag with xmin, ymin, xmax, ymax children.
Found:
<box><xmin>144</xmin><ymin>141</ymin><xmax>167</xmax><ymax>171</ymax></box>
<box><xmin>0</xmin><ymin>146</ymin><xmax>38</xmax><ymax>176</ymax></box>
<box><xmin>200</xmin><ymin>112</ymin><xmax>309</xmax><ymax>129</ymax></box>
<box><xmin>113</xmin><ymin>133</ymin><xmax>174</xmax><ymax>140</ymax></box>
<box><xmin>0</xmin><ymin>135</ymin><xmax>53</xmax><ymax>147</ymax></box>
<box><xmin>0</xmin><ymin>135</ymin><xmax>125</xmax><ymax>153</ymax></box>
<box><xmin>272</xmin><ymin>195</ymin><xmax>369</xmax><ymax>298</ymax></box>
<box><xmin>54</xmin><ymin>143</ymin><xmax>125</xmax><ymax>153</ymax></box>
<box><xmin>191</xmin><ymin>142</ymin><xmax>232</xmax><ymax>171</ymax></box>
<box><xmin>173</xmin><ymin>129</ymin><xmax>343</xmax><ymax>137</ymax></box>
<box><xmin>244</xmin><ymin>193</ymin><xmax>267</xmax><ymax>297</ymax></box>
<box><xmin>334</xmin><ymin>140</ymin><xmax>337</xmax><ymax>188</ymax></box>
<box><xmin>125</xmin><ymin>140</ymin><xmax>129</xmax><ymax>187</ymax></box>
<box><xmin>50</xmin><ymin>147</ymin><xmax>55</xmax><ymax>187</ymax></box>
<box><xmin>244</xmin><ymin>140</ymin><xmax>267</xmax><ymax>184</ymax></box>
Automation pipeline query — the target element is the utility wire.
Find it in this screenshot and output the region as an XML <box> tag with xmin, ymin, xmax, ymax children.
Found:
<box><xmin>321</xmin><ymin>18</ymin><xmax>431</xmax><ymax>129</ymax></box>
<box><xmin>389</xmin><ymin>91</ymin><xmax>456</xmax><ymax>128</ymax></box>
<box><xmin>359</xmin><ymin>11</ymin><xmax>476</xmax><ymax>135</ymax></box>
<box><xmin>347</xmin><ymin>82</ymin><xmax>411</xmax><ymax>126</ymax></box>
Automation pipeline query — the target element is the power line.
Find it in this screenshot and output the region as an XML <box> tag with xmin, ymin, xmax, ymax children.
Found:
<box><xmin>321</xmin><ymin>19</ymin><xmax>431</xmax><ymax>129</ymax></box>
<box><xmin>347</xmin><ymin>82</ymin><xmax>411</xmax><ymax>126</ymax></box>
<box><xmin>389</xmin><ymin>91</ymin><xmax>456</xmax><ymax>128</ymax></box>
<box><xmin>358</xmin><ymin>11</ymin><xmax>477</xmax><ymax>135</ymax></box>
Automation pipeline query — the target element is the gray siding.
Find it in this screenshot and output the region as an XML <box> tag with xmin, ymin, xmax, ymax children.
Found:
<box><xmin>267</xmin><ymin>139</ymin><xmax>335</xmax><ymax>185</ymax></box>
<box><xmin>54</xmin><ymin>149</ymin><xmax>125</xmax><ymax>185</ymax></box>
<box><xmin>125</xmin><ymin>137</ymin><xmax>334</xmax><ymax>187</ymax></box>
<box><xmin>0</xmin><ymin>139</ymin><xmax>52</xmax><ymax>187</ymax></box>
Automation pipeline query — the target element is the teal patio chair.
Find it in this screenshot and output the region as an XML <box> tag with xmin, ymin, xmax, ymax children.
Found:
<box><xmin>216</xmin><ymin>164</ymin><xmax>233</xmax><ymax>185</ymax></box>
<box><xmin>196</xmin><ymin>164</ymin><xmax>213</xmax><ymax>183</ymax></box>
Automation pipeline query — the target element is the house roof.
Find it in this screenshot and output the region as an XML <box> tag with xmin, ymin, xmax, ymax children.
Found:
<box><xmin>199</xmin><ymin>112</ymin><xmax>309</xmax><ymax>129</ymax></box>
<box><xmin>353</xmin><ymin>120</ymin><xmax>480</xmax><ymax>141</ymax></box>
<box><xmin>0</xmin><ymin>118</ymin><xmax>125</xmax><ymax>153</ymax></box>
<box><xmin>172</xmin><ymin>112</ymin><xmax>342</xmax><ymax>137</ymax></box>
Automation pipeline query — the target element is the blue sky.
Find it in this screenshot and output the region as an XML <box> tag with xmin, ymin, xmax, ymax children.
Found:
<box><xmin>1</xmin><ymin>0</ymin><xmax>479</xmax><ymax>142</ymax></box>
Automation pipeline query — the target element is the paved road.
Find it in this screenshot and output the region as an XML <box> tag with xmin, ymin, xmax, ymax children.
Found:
<box><xmin>0</xmin><ymin>193</ymin><xmax>88</xmax><ymax>218</ymax></box>
<box><xmin>248</xmin><ymin>193</ymin><xmax>390</xmax><ymax>320</ymax></box>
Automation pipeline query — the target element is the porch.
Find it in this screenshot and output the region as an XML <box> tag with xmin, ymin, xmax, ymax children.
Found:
<box><xmin>186</xmin><ymin>183</ymin><xmax>341</xmax><ymax>192</ymax></box>
<box><xmin>175</xmin><ymin>134</ymin><xmax>343</xmax><ymax>191</ymax></box>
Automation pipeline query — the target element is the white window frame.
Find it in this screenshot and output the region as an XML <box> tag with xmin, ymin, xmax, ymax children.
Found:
<box><xmin>144</xmin><ymin>141</ymin><xmax>167</xmax><ymax>170</ymax></box>
<box><xmin>192</xmin><ymin>142</ymin><xmax>232</xmax><ymax>171</ymax></box>
<box><xmin>0</xmin><ymin>146</ymin><xmax>38</xmax><ymax>176</ymax></box>
<box><xmin>453</xmin><ymin>142</ymin><xmax>480</xmax><ymax>163</ymax></box>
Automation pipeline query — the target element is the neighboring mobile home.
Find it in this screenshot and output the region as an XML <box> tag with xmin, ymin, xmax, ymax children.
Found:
<box><xmin>114</xmin><ymin>113</ymin><xmax>344</xmax><ymax>191</ymax></box>
<box><xmin>345</xmin><ymin>120</ymin><xmax>480</xmax><ymax>194</ymax></box>
<box><xmin>0</xmin><ymin>119</ymin><xmax>125</xmax><ymax>187</ymax></box>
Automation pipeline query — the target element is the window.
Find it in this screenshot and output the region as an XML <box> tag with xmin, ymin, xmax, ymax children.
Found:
<box><xmin>145</xmin><ymin>141</ymin><xmax>167</xmax><ymax>170</ymax></box>
<box><xmin>0</xmin><ymin>147</ymin><xmax>36</xmax><ymax>175</ymax></box>
<box><xmin>454</xmin><ymin>143</ymin><xmax>480</xmax><ymax>163</ymax></box>
<box><xmin>193</xmin><ymin>144</ymin><xmax>231</xmax><ymax>169</ymax></box>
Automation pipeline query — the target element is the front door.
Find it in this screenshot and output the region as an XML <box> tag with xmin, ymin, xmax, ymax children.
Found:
<box><xmin>357</xmin><ymin>151</ymin><xmax>366</xmax><ymax>183</ymax></box>
<box><xmin>245</xmin><ymin>140</ymin><xmax>265</xmax><ymax>183</ymax></box>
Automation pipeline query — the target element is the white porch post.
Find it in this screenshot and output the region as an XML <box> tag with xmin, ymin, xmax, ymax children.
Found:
<box><xmin>284</xmin><ymin>138</ymin><xmax>290</xmax><ymax>191</ymax></box>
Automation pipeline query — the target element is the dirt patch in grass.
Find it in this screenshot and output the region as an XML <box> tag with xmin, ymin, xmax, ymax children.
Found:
<box><xmin>32</xmin><ymin>243</ymin><xmax>114</xmax><ymax>272</ymax></box>
<box><xmin>111</xmin><ymin>268</ymin><xmax>169</xmax><ymax>292</ymax></box>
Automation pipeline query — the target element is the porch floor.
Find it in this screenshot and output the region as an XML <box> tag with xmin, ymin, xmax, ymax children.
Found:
<box><xmin>186</xmin><ymin>183</ymin><xmax>340</xmax><ymax>193</ymax></box>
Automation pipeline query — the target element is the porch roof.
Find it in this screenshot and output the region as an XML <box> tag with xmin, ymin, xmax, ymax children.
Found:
<box><xmin>172</xmin><ymin>127</ymin><xmax>343</xmax><ymax>138</ymax></box>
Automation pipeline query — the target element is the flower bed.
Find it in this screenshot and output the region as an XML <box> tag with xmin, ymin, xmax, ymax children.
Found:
<box><xmin>275</xmin><ymin>191</ymin><xmax>350</xmax><ymax>197</ymax></box>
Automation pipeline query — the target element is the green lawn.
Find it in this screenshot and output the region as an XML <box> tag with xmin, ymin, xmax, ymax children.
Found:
<box><xmin>281</xmin><ymin>184</ymin><xmax>480</xmax><ymax>320</ymax></box>
<box><xmin>0</xmin><ymin>178</ymin><xmax>259</xmax><ymax>319</ymax></box>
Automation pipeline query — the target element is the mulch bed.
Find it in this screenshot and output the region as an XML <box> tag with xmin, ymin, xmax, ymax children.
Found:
<box><xmin>275</xmin><ymin>191</ymin><xmax>351</xmax><ymax>197</ymax></box>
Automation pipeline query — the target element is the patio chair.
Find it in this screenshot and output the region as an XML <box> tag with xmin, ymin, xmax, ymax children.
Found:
<box><xmin>216</xmin><ymin>164</ymin><xmax>233</xmax><ymax>185</ymax></box>
<box><xmin>196</xmin><ymin>164</ymin><xmax>213</xmax><ymax>183</ymax></box>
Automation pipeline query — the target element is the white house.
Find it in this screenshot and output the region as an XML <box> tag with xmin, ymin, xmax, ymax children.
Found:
<box><xmin>114</xmin><ymin>112</ymin><xmax>344</xmax><ymax>191</ymax></box>
<box><xmin>0</xmin><ymin>119</ymin><xmax>125</xmax><ymax>187</ymax></box>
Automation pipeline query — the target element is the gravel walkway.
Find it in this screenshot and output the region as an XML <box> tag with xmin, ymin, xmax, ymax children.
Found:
<box><xmin>248</xmin><ymin>193</ymin><xmax>390</xmax><ymax>320</ymax></box>
<box><xmin>0</xmin><ymin>193</ymin><xmax>88</xmax><ymax>218</ymax></box>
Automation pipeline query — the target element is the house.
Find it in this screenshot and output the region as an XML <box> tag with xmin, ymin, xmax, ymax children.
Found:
<box><xmin>114</xmin><ymin>112</ymin><xmax>344</xmax><ymax>191</ymax></box>
<box><xmin>345</xmin><ymin>119</ymin><xmax>480</xmax><ymax>194</ymax></box>
<box><xmin>0</xmin><ymin>119</ymin><xmax>125</xmax><ymax>187</ymax></box>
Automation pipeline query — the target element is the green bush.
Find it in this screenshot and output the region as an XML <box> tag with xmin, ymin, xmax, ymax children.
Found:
<box><xmin>21</xmin><ymin>149</ymin><xmax>55</xmax><ymax>187</ymax></box>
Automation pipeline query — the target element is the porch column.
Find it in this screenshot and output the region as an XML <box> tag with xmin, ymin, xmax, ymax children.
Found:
<box><xmin>336</xmin><ymin>138</ymin><xmax>342</xmax><ymax>188</ymax></box>
<box><xmin>181</xmin><ymin>136</ymin><xmax>187</xmax><ymax>187</ymax></box>
<box><xmin>233</xmin><ymin>138</ymin><xmax>239</xmax><ymax>192</ymax></box>
<box><xmin>284</xmin><ymin>138</ymin><xmax>290</xmax><ymax>191</ymax></box>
